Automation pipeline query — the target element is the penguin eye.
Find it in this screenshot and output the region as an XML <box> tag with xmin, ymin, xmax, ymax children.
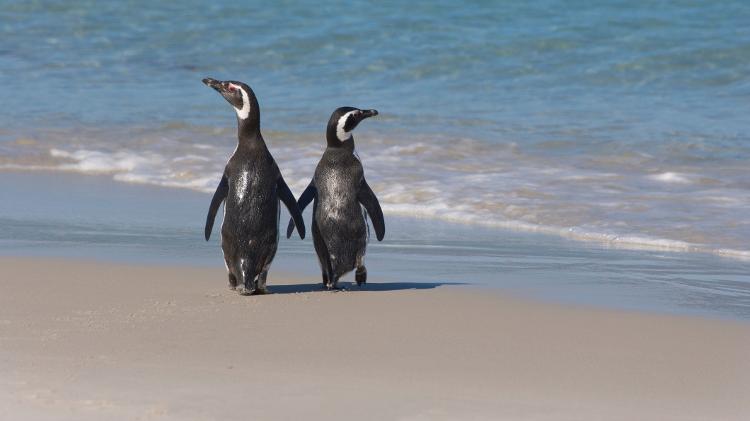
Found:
<box><xmin>227</xmin><ymin>85</ymin><xmax>235</xmax><ymax>92</ymax></box>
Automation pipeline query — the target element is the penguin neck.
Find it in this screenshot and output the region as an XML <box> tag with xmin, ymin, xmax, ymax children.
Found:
<box><xmin>326</xmin><ymin>131</ymin><xmax>356</xmax><ymax>152</ymax></box>
<box><xmin>327</xmin><ymin>137</ymin><xmax>356</xmax><ymax>153</ymax></box>
<box><xmin>236</xmin><ymin>117</ymin><xmax>264</xmax><ymax>148</ymax></box>
<box><xmin>344</xmin><ymin>137</ymin><xmax>356</xmax><ymax>152</ymax></box>
<box><xmin>237</xmin><ymin>115</ymin><xmax>260</xmax><ymax>136</ymax></box>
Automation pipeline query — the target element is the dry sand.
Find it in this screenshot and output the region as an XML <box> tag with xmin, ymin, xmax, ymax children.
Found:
<box><xmin>1</xmin><ymin>257</ymin><xmax>749</xmax><ymax>420</ymax></box>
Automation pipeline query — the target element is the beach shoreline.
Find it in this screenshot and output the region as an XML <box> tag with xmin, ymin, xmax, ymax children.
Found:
<box><xmin>2</xmin><ymin>169</ymin><xmax>750</xmax><ymax>321</ymax></box>
<box><xmin>2</xmin><ymin>257</ymin><xmax>749</xmax><ymax>420</ymax></box>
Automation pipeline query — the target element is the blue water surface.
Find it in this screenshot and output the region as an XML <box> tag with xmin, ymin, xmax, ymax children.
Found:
<box><xmin>1</xmin><ymin>0</ymin><xmax>748</xmax><ymax>150</ymax></box>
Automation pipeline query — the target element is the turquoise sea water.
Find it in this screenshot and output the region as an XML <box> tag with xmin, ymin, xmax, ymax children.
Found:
<box><xmin>2</xmin><ymin>1</ymin><xmax>749</xmax><ymax>256</ymax></box>
<box><xmin>1</xmin><ymin>1</ymin><xmax>750</xmax><ymax>317</ymax></box>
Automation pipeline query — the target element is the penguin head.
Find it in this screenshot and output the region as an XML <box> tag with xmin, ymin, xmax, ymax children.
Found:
<box><xmin>202</xmin><ymin>77</ymin><xmax>259</xmax><ymax>123</ymax></box>
<box><xmin>326</xmin><ymin>107</ymin><xmax>378</xmax><ymax>146</ymax></box>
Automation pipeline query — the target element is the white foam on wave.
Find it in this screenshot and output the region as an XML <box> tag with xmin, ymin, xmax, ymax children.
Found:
<box><xmin>4</xmin><ymin>127</ymin><xmax>749</xmax><ymax>262</ymax></box>
<box><xmin>649</xmin><ymin>172</ymin><xmax>691</xmax><ymax>184</ymax></box>
<box><xmin>50</xmin><ymin>149</ymin><xmax>165</xmax><ymax>173</ymax></box>
<box><xmin>715</xmin><ymin>249</ymin><xmax>750</xmax><ymax>261</ymax></box>
<box><xmin>380</xmin><ymin>201</ymin><xmax>707</xmax><ymax>254</ymax></box>
<box><xmin>47</xmin><ymin>148</ymin><xmax>220</xmax><ymax>193</ymax></box>
<box><xmin>563</xmin><ymin>230</ymin><xmax>696</xmax><ymax>252</ymax></box>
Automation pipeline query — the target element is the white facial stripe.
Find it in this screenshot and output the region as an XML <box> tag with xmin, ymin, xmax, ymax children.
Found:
<box><xmin>231</xmin><ymin>84</ymin><xmax>251</xmax><ymax>120</ymax></box>
<box><xmin>336</xmin><ymin>110</ymin><xmax>358</xmax><ymax>141</ymax></box>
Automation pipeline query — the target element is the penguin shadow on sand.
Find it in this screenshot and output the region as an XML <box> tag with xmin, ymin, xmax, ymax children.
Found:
<box><xmin>266</xmin><ymin>281</ymin><xmax>466</xmax><ymax>295</ymax></box>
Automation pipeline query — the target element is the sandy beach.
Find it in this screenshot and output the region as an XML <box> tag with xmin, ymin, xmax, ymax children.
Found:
<box><xmin>1</xmin><ymin>257</ymin><xmax>748</xmax><ymax>420</ymax></box>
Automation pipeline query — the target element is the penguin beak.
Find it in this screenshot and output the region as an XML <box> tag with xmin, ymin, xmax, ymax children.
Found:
<box><xmin>202</xmin><ymin>77</ymin><xmax>224</xmax><ymax>93</ymax></box>
<box><xmin>360</xmin><ymin>109</ymin><xmax>378</xmax><ymax>120</ymax></box>
<box><xmin>202</xmin><ymin>77</ymin><xmax>244</xmax><ymax>109</ymax></box>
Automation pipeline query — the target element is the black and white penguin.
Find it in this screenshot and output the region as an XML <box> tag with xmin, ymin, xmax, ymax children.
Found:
<box><xmin>203</xmin><ymin>77</ymin><xmax>305</xmax><ymax>295</ymax></box>
<box><xmin>286</xmin><ymin>107</ymin><xmax>384</xmax><ymax>290</ymax></box>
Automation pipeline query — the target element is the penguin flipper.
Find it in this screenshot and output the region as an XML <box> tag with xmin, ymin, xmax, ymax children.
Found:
<box><xmin>278</xmin><ymin>177</ymin><xmax>306</xmax><ymax>240</ymax></box>
<box><xmin>285</xmin><ymin>182</ymin><xmax>316</xmax><ymax>238</ymax></box>
<box><xmin>205</xmin><ymin>175</ymin><xmax>229</xmax><ymax>241</ymax></box>
<box><xmin>357</xmin><ymin>179</ymin><xmax>385</xmax><ymax>241</ymax></box>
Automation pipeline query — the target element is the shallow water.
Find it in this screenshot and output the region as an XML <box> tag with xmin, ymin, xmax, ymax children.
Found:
<box><xmin>1</xmin><ymin>1</ymin><xmax>749</xmax><ymax>257</ymax></box>
<box><xmin>1</xmin><ymin>172</ymin><xmax>749</xmax><ymax>320</ymax></box>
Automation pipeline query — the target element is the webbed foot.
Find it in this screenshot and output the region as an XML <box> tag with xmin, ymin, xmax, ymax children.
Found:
<box><xmin>236</xmin><ymin>285</ymin><xmax>256</xmax><ymax>296</ymax></box>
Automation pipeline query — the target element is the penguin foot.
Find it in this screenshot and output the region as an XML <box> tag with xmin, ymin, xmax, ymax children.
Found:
<box><xmin>228</xmin><ymin>274</ymin><xmax>238</xmax><ymax>290</ymax></box>
<box><xmin>355</xmin><ymin>267</ymin><xmax>367</xmax><ymax>286</ymax></box>
<box><xmin>324</xmin><ymin>283</ymin><xmax>344</xmax><ymax>291</ymax></box>
<box><xmin>255</xmin><ymin>286</ymin><xmax>271</xmax><ymax>295</ymax></box>
<box><xmin>236</xmin><ymin>285</ymin><xmax>256</xmax><ymax>296</ymax></box>
<box><xmin>256</xmin><ymin>270</ymin><xmax>269</xmax><ymax>292</ymax></box>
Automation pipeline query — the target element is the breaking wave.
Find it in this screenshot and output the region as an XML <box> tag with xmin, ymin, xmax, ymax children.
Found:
<box><xmin>2</xmin><ymin>124</ymin><xmax>749</xmax><ymax>261</ymax></box>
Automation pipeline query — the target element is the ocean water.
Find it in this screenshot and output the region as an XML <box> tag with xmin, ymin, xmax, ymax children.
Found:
<box><xmin>1</xmin><ymin>0</ymin><xmax>749</xmax><ymax>259</ymax></box>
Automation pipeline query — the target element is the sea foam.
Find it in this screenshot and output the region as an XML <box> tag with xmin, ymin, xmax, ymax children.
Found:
<box><xmin>4</xmin><ymin>126</ymin><xmax>749</xmax><ymax>261</ymax></box>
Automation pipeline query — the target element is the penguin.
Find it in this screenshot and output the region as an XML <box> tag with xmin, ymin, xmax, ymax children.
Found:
<box><xmin>202</xmin><ymin>77</ymin><xmax>305</xmax><ymax>295</ymax></box>
<box><xmin>286</xmin><ymin>107</ymin><xmax>384</xmax><ymax>290</ymax></box>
